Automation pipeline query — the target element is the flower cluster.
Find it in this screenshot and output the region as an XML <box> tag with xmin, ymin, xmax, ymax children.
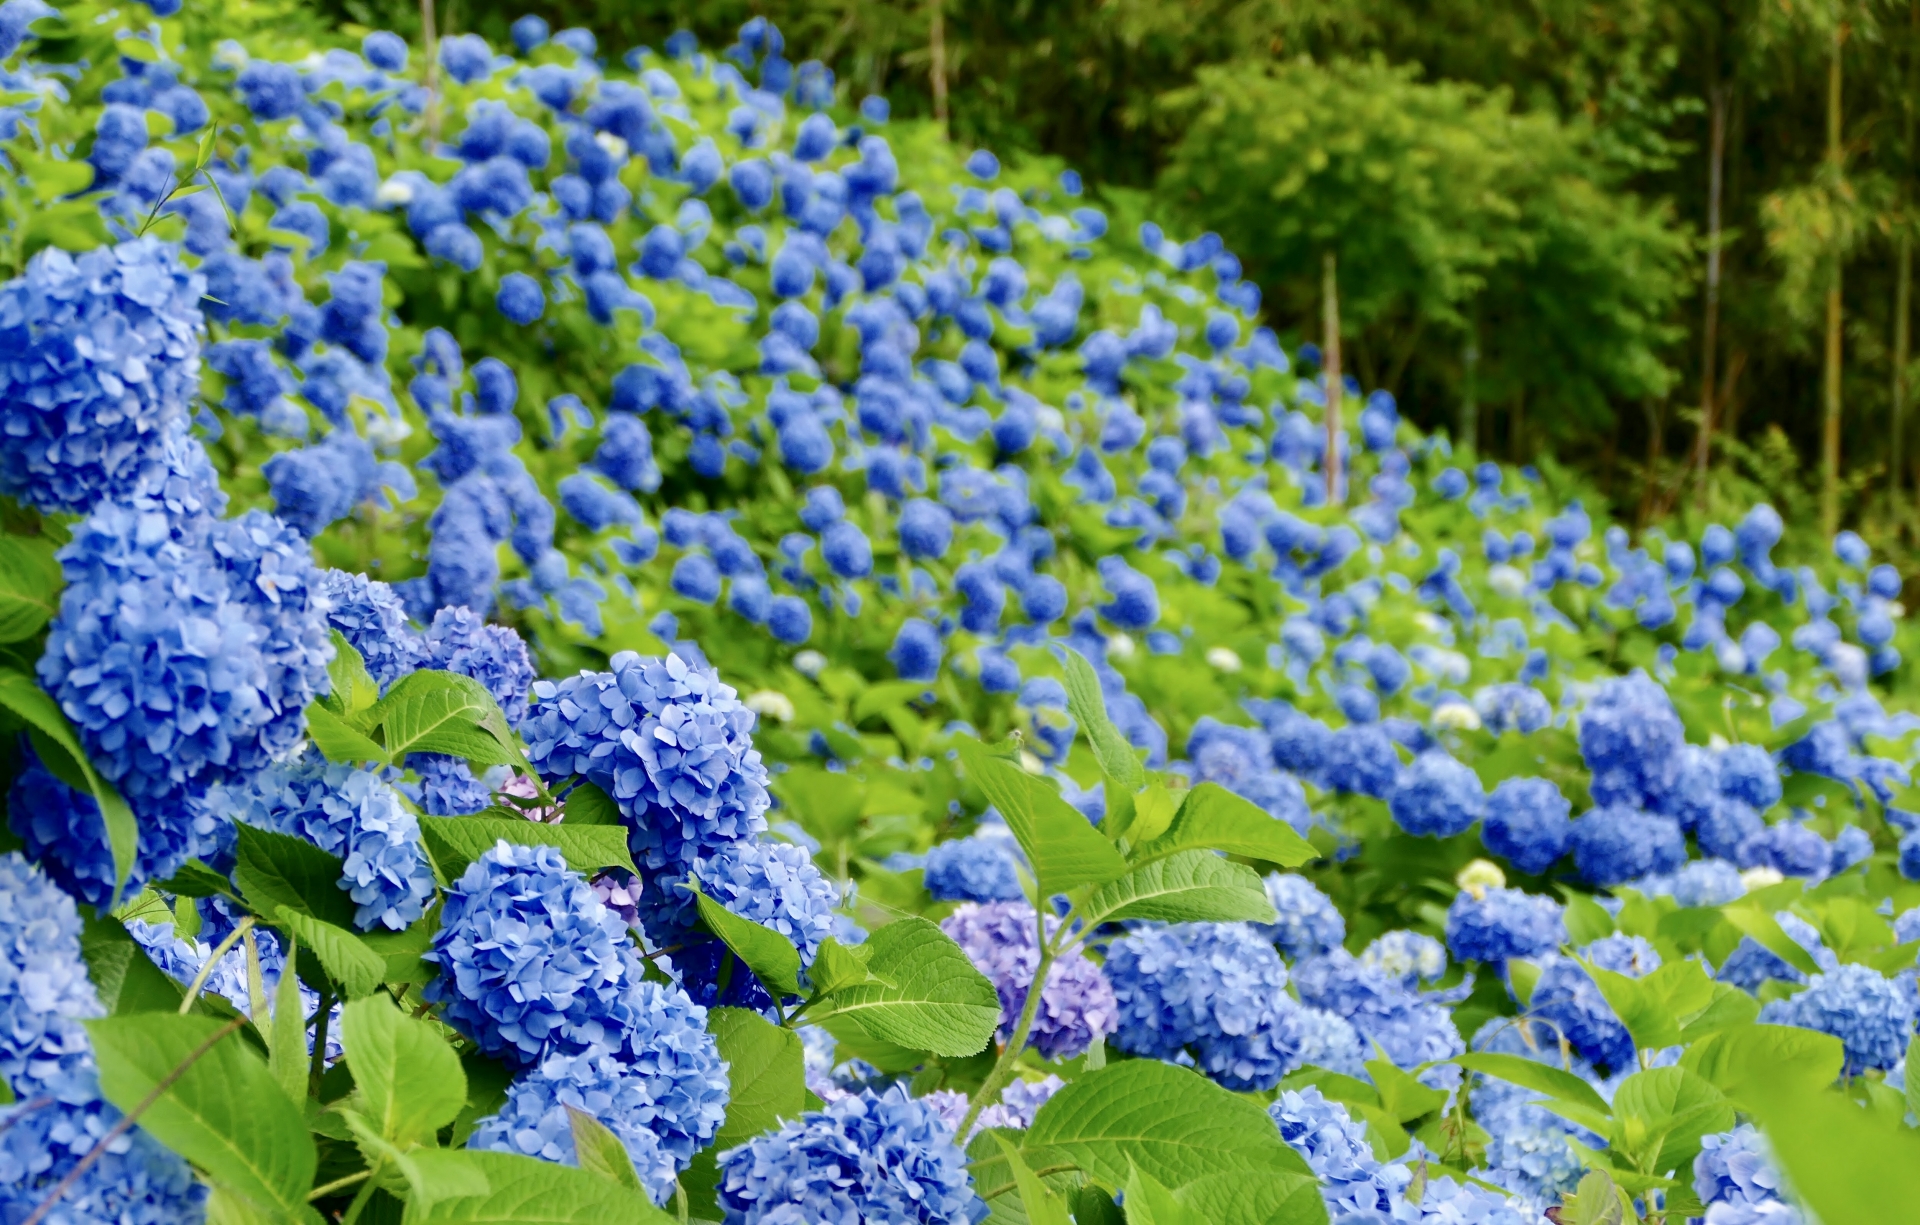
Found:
<box><xmin>923</xmin><ymin>828</ymin><xmax>1025</xmax><ymax>903</ymax></box>
<box><xmin>940</xmin><ymin>901</ymin><xmax>1116</xmax><ymax>1060</ymax></box>
<box><xmin>1106</xmin><ymin>922</ymin><xmax>1303</xmax><ymax>1091</ymax></box>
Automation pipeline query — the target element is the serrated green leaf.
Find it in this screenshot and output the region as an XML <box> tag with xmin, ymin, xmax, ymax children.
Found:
<box><xmin>1063</xmin><ymin>649</ymin><xmax>1146</xmax><ymax>793</ymax></box>
<box><xmin>806</xmin><ymin>936</ymin><xmax>892</xmax><ymax>995</ymax></box>
<box><xmin>1080</xmin><ymin>852</ymin><xmax>1277</xmax><ymax>928</ymax></box>
<box><xmin>1454</xmin><ymin>1052</ymin><xmax>1611</xmax><ymax>1119</ymax></box>
<box><xmin>1123</xmin><ymin>1161</ymin><xmax>1197</xmax><ymax>1225</ymax></box>
<box><xmin>680</xmin><ymin>1006</ymin><xmax>809</xmax><ymax>1219</ymax></box>
<box><xmin>0</xmin><ymin>534</ymin><xmax>60</xmax><ymax>642</ymax></box>
<box><xmin>954</xmin><ymin>735</ymin><xmax>1127</xmax><ymax>895</ymax></box>
<box><xmin>377</xmin><ymin>670</ymin><xmax>525</xmax><ymax>768</ymax></box>
<box><xmin>320</xmin><ymin>630</ymin><xmax>380</xmax><ymax>718</ymax></box>
<box><xmin>1364</xmin><ymin>1056</ymin><xmax>1448</xmax><ymax>1123</ymax></box>
<box><xmin>980</xmin><ymin>1061</ymin><xmax>1311</xmax><ymax>1199</ymax></box>
<box><xmin>1131</xmin><ymin>783</ymin><xmax>1318</xmax><ymax>869</ymax></box>
<box><xmin>1609</xmin><ymin>1065</ymin><xmax>1733</xmax><ymax>1175</ymax></box>
<box><xmin>156</xmin><ymin>860</ymin><xmax>237</xmax><ymax>899</ymax></box>
<box><xmin>566</xmin><ymin>1106</ymin><xmax>644</xmax><ymax>1192</ymax></box>
<box><xmin>277</xmin><ymin>911</ymin><xmax>385</xmax><ymax>998</ymax></box>
<box><xmin>813</xmin><ymin>916</ymin><xmax>1001</xmax><ymax>1057</ymax></box>
<box><xmin>0</xmin><ymin>668</ymin><xmax>137</xmax><ymax>906</ymax></box>
<box><xmin>1174</xmin><ymin>1172</ymin><xmax>1328</xmax><ymax>1224</ymax></box>
<box><xmin>1567</xmin><ymin>1170</ymin><xmax>1626</xmax><ymax>1225</ymax></box>
<box><xmin>406</xmin><ymin>1150</ymin><xmax>677</xmax><ymax>1225</ymax></box>
<box><xmin>306</xmin><ymin>700</ymin><xmax>390</xmax><ymax>766</ymax></box>
<box><xmin>232</xmin><ymin>822</ymin><xmax>359</xmax><ymax>929</ymax></box>
<box><xmin>994</xmin><ymin>1133</ymin><xmax>1073</xmax><ymax>1225</ymax></box>
<box><xmin>269</xmin><ymin>932</ymin><xmax>306</xmax><ymax>1104</ymax></box>
<box><xmin>79</xmin><ymin>913</ymin><xmax>186</xmax><ymax>1015</ymax></box>
<box><xmin>1679</xmin><ymin>1023</ymin><xmax>1844</xmax><ymax>1109</ymax></box>
<box><xmin>416</xmin><ymin>816</ymin><xmax>639</xmax><ymax>880</ymax></box>
<box><xmin>692</xmin><ymin>883</ymin><xmax>805</xmax><ymax>998</ymax></box>
<box><xmin>88</xmin><ymin>1014</ymin><xmax>318</xmax><ymax>1225</ymax></box>
<box><xmin>560</xmin><ymin>780</ymin><xmax>620</xmax><ymax>825</ymax></box>
<box><xmin>1575</xmin><ymin>956</ymin><xmax>1715</xmax><ymax>1054</ymax></box>
<box><xmin>342</xmin><ymin>996</ymin><xmax>467</xmax><ymax>1143</ymax></box>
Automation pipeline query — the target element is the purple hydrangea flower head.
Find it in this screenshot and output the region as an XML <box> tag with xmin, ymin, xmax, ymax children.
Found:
<box><xmin>1446</xmin><ymin>888</ymin><xmax>1566</xmax><ymax>964</ymax></box>
<box><xmin>1578</xmin><ymin>672</ymin><xmax>1685</xmax><ymax>809</ymax></box>
<box><xmin>715</xmin><ymin>1086</ymin><xmax>986</xmax><ymax>1225</ymax></box>
<box><xmin>521</xmin><ymin>651</ymin><xmax>771</xmax><ymax>881</ymax></box>
<box><xmin>940</xmin><ymin>901</ymin><xmax>1116</xmax><ymax>1060</ymax></box>
<box><xmin>1481</xmin><ymin>777</ymin><xmax>1571</xmax><ymax>874</ymax></box>
<box><xmin>1388</xmin><ymin>749</ymin><xmax>1484</xmax><ymax>837</ymax></box>
<box><xmin>1106</xmin><ymin>921</ymin><xmax>1304</xmax><ymax>1091</ymax></box>
<box><xmin>1258</xmin><ymin>873</ymin><xmax>1345</xmax><ymax>961</ymax></box>
<box><xmin>424</xmin><ymin>841</ymin><xmax>632</xmax><ymax>1065</ymax></box>
<box><xmin>0</xmin><ymin>239</ymin><xmax>206</xmax><ymax>513</ymax></box>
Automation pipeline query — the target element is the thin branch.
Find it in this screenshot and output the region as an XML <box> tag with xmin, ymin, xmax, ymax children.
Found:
<box><xmin>178</xmin><ymin>917</ymin><xmax>255</xmax><ymax>1015</ymax></box>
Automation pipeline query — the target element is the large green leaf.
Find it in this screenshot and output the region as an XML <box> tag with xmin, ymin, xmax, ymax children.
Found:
<box><xmin>1679</xmin><ymin>1023</ymin><xmax>1844</xmax><ymax>1108</ymax></box>
<box><xmin>680</xmin><ymin>1007</ymin><xmax>807</xmax><ymax>1219</ymax></box>
<box><xmin>1079</xmin><ymin>853</ymin><xmax>1277</xmax><ymax>928</ymax></box>
<box><xmin>305</xmin><ymin>701</ymin><xmax>389</xmax><ymax>766</ymax></box>
<box><xmin>559</xmin><ymin>780</ymin><xmax>620</xmax><ymax>825</ymax></box>
<box><xmin>1062</xmin><ymin>649</ymin><xmax>1146</xmax><ymax>793</ymax></box>
<box><xmin>1172</xmin><ymin>1171</ymin><xmax>1328</xmax><ymax>1225</ymax></box>
<box><xmin>1744</xmin><ymin>1073</ymin><xmax>1920</xmax><ymax>1225</ymax></box>
<box><xmin>565</xmin><ymin>1107</ymin><xmax>644</xmax><ymax>1193</ymax></box>
<box><xmin>1454</xmin><ymin>1052</ymin><xmax>1611</xmax><ymax>1118</ymax></box>
<box><xmin>276</xmin><ymin>911</ymin><xmax>385</xmax><ymax>999</ymax></box>
<box><xmin>0</xmin><ymin>668</ymin><xmax>137</xmax><ymax>905</ymax></box>
<box><xmin>1123</xmin><ymin>1163</ymin><xmax>1199</xmax><ymax>1225</ymax></box>
<box><xmin>377</xmin><ymin>670</ymin><xmax>524</xmax><ymax>768</ymax></box>
<box><xmin>1608</xmin><ymin>1066</ymin><xmax>1734</xmax><ymax>1176</ymax></box>
<box><xmin>1719</xmin><ymin>906</ymin><xmax>1822</xmax><ymax>978</ymax></box>
<box><xmin>232</xmin><ymin>823</ymin><xmax>358</xmax><ymax>929</ymax></box>
<box><xmin>805</xmin><ymin>936</ymin><xmax>892</xmax><ymax>995</ymax></box>
<box><xmin>87</xmin><ymin>1014</ymin><xmax>318</xmax><ymax>1224</ymax></box>
<box><xmin>341</xmin><ymin>997</ymin><xmax>467</xmax><ymax>1144</ymax></box>
<box><xmin>1575</xmin><ymin>957</ymin><xmax>1715</xmax><ymax>1054</ymax></box>
<box><xmin>813</xmin><ymin>916</ymin><xmax>1001</xmax><ymax>1057</ymax></box>
<box><xmin>268</xmin><ymin>933</ymin><xmax>306</xmax><ymax>1104</ymax></box>
<box><xmin>692</xmin><ymin>885</ymin><xmax>805</xmax><ymax>998</ymax></box>
<box><xmin>954</xmin><ymin>736</ymin><xmax>1127</xmax><ymax>895</ymax></box>
<box><xmin>982</xmin><ymin>1062</ymin><xmax>1310</xmax><ymax>1199</ymax></box>
<box><xmin>407</xmin><ymin>1150</ymin><xmax>677</xmax><ymax>1225</ymax></box>
<box><xmin>0</xmin><ymin>534</ymin><xmax>61</xmax><ymax>642</ymax></box>
<box><xmin>994</xmin><ymin>1134</ymin><xmax>1073</xmax><ymax>1225</ymax></box>
<box><xmin>1131</xmin><ymin>783</ymin><xmax>1317</xmax><ymax>869</ymax></box>
<box><xmin>80</xmin><ymin>914</ymin><xmax>187</xmax><ymax>1015</ymax></box>
<box><xmin>417</xmin><ymin>816</ymin><xmax>639</xmax><ymax>881</ymax></box>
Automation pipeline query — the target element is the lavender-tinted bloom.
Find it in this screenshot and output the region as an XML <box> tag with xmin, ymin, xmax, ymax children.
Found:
<box><xmin>940</xmin><ymin>901</ymin><xmax>1115</xmax><ymax>1060</ymax></box>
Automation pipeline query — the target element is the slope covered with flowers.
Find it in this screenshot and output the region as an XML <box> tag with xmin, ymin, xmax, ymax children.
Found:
<box><xmin>0</xmin><ymin>2</ymin><xmax>1916</xmax><ymax>1224</ymax></box>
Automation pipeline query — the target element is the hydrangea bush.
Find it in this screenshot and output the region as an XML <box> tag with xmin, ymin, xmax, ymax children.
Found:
<box><xmin>1</xmin><ymin>2</ymin><xmax>1919</xmax><ymax>1224</ymax></box>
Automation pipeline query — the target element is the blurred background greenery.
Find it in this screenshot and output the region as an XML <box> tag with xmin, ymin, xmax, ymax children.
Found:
<box><xmin>326</xmin><ymin>0</ymin><xmax>1920</xmax><ymax>553</ymax></box>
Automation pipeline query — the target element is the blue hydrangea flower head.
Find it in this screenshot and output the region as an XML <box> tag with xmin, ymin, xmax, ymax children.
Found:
<box><xmin>1695</xmin><ymin>1125</ymin><xmax>1793</xmax><ymax>1214</ymax></box>
<box><xmin>685</xmin><ymin>838</ymin><xmax>838</xmax><ymax>977</ymax></box>
<box><xmin>1358</xmin><ymin>929</ymin><xmax>1447</xmax><ymax>987</ymax></box>
<box><xmin>424</xmin><ymin>840</ymin><xmax>632</xmax><ymax>1064</ymax></box>
<box><xmin>1568</xmin><ymin>806</ymin><xmax>1685</xmax><ymax>886</ymax></box>
<box><xmin>1107</xmin><ymin>922</ymin><xmax>1304</xmax><ymax>1091</ymax></box>
<box><xmin>1758</xmin><ymin>962</ymin><xmax>1914</xmax><ymax>1075</ymax></box>
<box><xmin>889</xmin><ymin>617</ymin><xmax>943</xmax><ymax>681</ymax></box>
<box><xmin>7</xmin><ymin>745</ymin><xmax>120</xmax><ymax>911</ymax></box>
<box><xmin>0</xmin><ymin>238</ymin><xmax>206</xmax><ymax>513</ymax></box>
<box><xmin>1716</xmin><ymin>743</ymin><xmax>1782</xmax><ymax>811</ymax></box>
<box><xmin>940</xmin><ymin>901</ymin><xmax>1115</xmax><ymax>1060</ymax></box>
<box><xmin>1388</xmin><ymin>749</ymin><xmax>1484</xmax><ymax>837</ymax></box>
<box><xmin>1184</xmin><ymin>718</ymin><xmax>1311</xmax><ymax>832</ymax></box>
<box><xmin>1446</xmin><ymin>887</ymin><xmax>1565</xmax><ymax>963</ymax></box>
<box><xmin>1578</xmin><ymin>672</ymin><xmax>1685</xmax><ymax>809</ymax></box>
<box><xmin>426</xmin><ymin>605</ymin><xmax>536</xmax><ymax>724</ymax></box>
<box><xmin>1292</xmin><ymin>1007</ymin><xmax>1368</xmax><ymax>1078</ymax></box>
<box><xmin>715</xmin><ymin>1086</ymin><xmax>985</xmax><ymax>1224</ymax></box>
<box><xmin>1270</xmin><ymin>1088</ymin><xmax>1410</xmax><ymax>1219</ymax></box>
<box><xmin>1259</xmin><ymin>873</ymin><xmax>1345</xmax><ymax>961</ymax></box>
<box><xmin>522</xmin><ymin>651</ymin><xmax>771</xmax><ymax>880</ymax></box>
<box><xmin>924</xmin><ymin>831</ymin><xmax>1024</xmax><ymax>903</ymax></box>
<box><xmin>320</xmin><ymin>569</ymin><xmax>429</xmax><ymax>689</ymax></box>
<box><xmin>1481</xmin><ymin>777</ymin><xmax>1571</xmax><ymax>874</ymax></box>
<box><xmin>1323</xmin><ymin>724</ymin><xmax>1399</xmax><ymax>798</ymax></box>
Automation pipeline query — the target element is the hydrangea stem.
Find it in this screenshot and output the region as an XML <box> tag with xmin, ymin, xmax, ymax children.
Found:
<box><xmin>957</xmin><ymin>908</ymin><xmax>1057</xmax><ymax>1140</ymax></box>
<box><xmin>177</xmin><ymin>916</ymin><xmax>254</xmax><ymax>1014</ymax></box>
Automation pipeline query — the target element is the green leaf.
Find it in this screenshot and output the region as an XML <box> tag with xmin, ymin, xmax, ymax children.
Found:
<box><xmin>852</xmin><ymin>679</ymin><xmax>930</xmax><ymax>721</ymax></box>
<box><xmin>1742</xmin><ymin>1073</ymin><xmax>1920</xmax><ymax>1225</ymax></box>
<box><xmin>378</xmin><ymin>670</ymin><xmax>526</xmax><ymax>768</ymax></box>
<box><xmin>1173</xmin><ymin>1172</ymin><xmax>1328</xmax><ymax>1225</ymax></box>
<box><xmin>1363</xmin><ymin>1056</ymin><xmax>1448</xmax><ymax>1123</ymax></box>
<box><xmin>232</xmin><ymin>823</ymin><xmax>359</xmax><ymax>930</ymax></box>
<box><xmin>17</xmin><ymin>150</ymin><xmax>94</xmax><ymax>201</ymax></box>
<box><xmin>1062</xmin><ymin>649</ymin><xmax>1146</xmax><ymax>793</ymax></box>
<box><xmin>407</xmin><ymin>1150</ymin><xmax>677</xmax><ymax>1225</ymax></box>
<box><xmin>994</xmin><ymin>1061</ymin><xmax>1310</xmax><ymax>1196</ymax></box>
<box><xmin>80</xmin><ymin>914</ymin><xmax>186</xmax><ymax>1015</ymax></box>
<box><xmin>1123</xmin><ymin>1162</ymin><xmax>1199</xmax><ymax>1225</ymax></box>
<box><xmin>87</xmin><ymin>1014</ymin><xmax>318</xmax><ymax>1224</ymax></box>
<box><xmin>276</xmin><ymin>911</ymin><xmax>385</xmax><ymax>999</ymax></box>
<box><xmin>1454</xmin><ymin>1052</ymin><xmax>1611</xmax><ymax>1119</ymax></box>
<box><xmin>1609</xmin><ymin>1066</ymin><xmax>1734</xmax><ymax>1176</ymax></box>
<box><xmin>268</xmin><ymin>932</ymin><xmax>306</xmax><ymax>1104</ymax></box>
<box><xmin>416</xmin><ymin>816</ymin><xmax>639</xmax><ymax>880</ymax></box>
<box><xmin>954</xmin><ymin>735</ymin><xmax>1128</xmax><ymax>895</ymax></box>
<box><xmin>806</xmin><ymin>937</ymin><xmax>892</xmax><ymax>995</ymax></box>
<box><xmin>306</xmin><ymin>701</ymin><xmax>390</xmax><ymax>766</ymax></box>
<box><xmin>995</xmin><ymin>1134</ymin><xmax>1072</xmax><ymax>1225</ymax></box>
<box><xmin>320</xmin><ymin>630</ymin><xmax>380</xmax><ymax>719</ymax></box>
<box><xmin>0</xmin><ymin>534</ymin><xmax>61</xmax><ymax>642</ymax></box>
<box><xmin>566</xmin><ymin>1106</ymin><xmax>644</xmax><ymax>1193</ymax></box>
<box><xmin>0</xmin><ymin>668</ymin><xmax>137</xmax><ymax>906</ymax></box>
<box><xmin>1506</xmin><ymin>958</ymin><xmax>1540</xmax><ymax>1008</ymax></box>
<box><xmin>1674</xmin><ymin>983</ymin><xmax>1761</xmax><ymax>1042</ymax></box>
<box><xmin>560</xmin><ymin>780</ymin><xmax>620</xmax><ymax>825</ymax></box>
<box><xmin>1575</xmin><ymin>957</ymin><xmax>1715</xmax><ymax>1053</ymax></box>
<box><xmin>1131</xmin><ymin>783</ymin><xmax>1317</xmax><ymax>869</ymax></box>
<box><xmin>1566</xmin><ymin>1170</ymin><xmax>1626</xmax><ymax>1225</ymax></box>
<box><xmin>692</xmin><ymin>883</ymin><xmax>804</xmax><ymax>998</ymax></box>
<box><xmin>1080</xmin><ymin>852</ymin><xmax>1277</xmax><ymax>928</ymax></box>
<box><xmin>679</xmin><ymin>1007</ymin><xmax>807</xmax><ymax>1218</ymax></box>
<box><xmin>1720</xmin><ymin>906</ymin><xmax>1822</xmax><ymax>978</ymax></box>
<box><xmin>342</xmin><ymin>1111</ymin><xmax>492</xmax><ymax>1212</ymax></box>
<box><xmin>1909</xmin><ymin>1034</ymin><xmax>1920</xmax><ymax>1126</ymax></box>
<box><xmin>157</xmin><ymin>860</ymin><xmax>238</xmax><ymax>899</ymax></box>
<box><xmin>341</xmin><ymin>997</ymin><xmax>467</xmax><ymax>1143</ymax></box>
<box><xmin>22</xmin><ymin>197</ymin><xmax>114</xmax><ymax>258</ymax></box>
<box><xmin>813</xmin><ymin>916</ymin><xmax>1001</xmax><ymax>1057</ymax></box>
<box><xmin>1561</xmin><ymin>893</ymin><xmax>1616</xmax><ymax>945</ymax></box>
<box><xmin>1679</xmin><ymin>1023</ymin><xmax>1844</xmax><ymax>1109</ymax></box>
